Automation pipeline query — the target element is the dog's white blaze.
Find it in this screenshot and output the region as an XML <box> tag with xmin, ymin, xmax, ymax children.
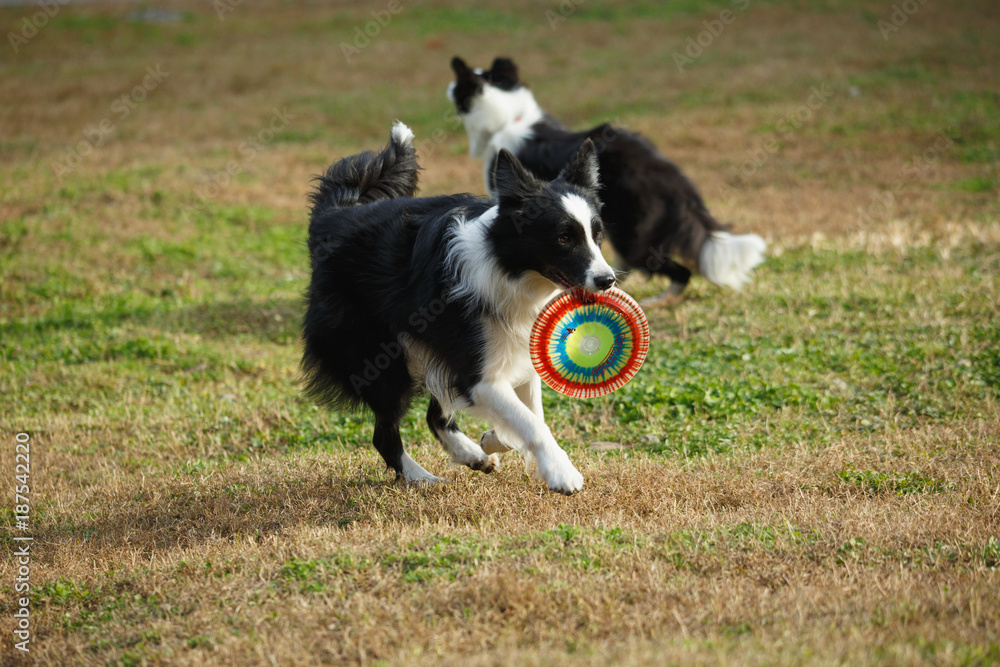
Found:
<box><xmin>561</xmin><ymin>193</ymin><xmax>614</xmax><ymax>290</ymax></box>
<box><xmin>561</xmin><ymin>193</ymin><xmax>593</xmax><ymax>231</ymax></box>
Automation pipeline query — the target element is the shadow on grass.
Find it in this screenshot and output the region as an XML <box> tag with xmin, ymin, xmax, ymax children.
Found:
<box><xmin>160</xmin><ymin>297</ymin><xmax>302</xmax><ymax>343</ymax></box>
<box><xmin>0</xmin><ymin>297</ymin><xmax>304</xmax><ymax>364</ymax></box>
<box><xmin>38</xmin><ymin>469</ymin><xmax>398</xmax><ymax>553</ymax></box>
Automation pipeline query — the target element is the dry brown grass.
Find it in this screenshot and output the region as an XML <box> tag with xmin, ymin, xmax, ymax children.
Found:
<box><xmin>1</xmin><ymin>0</ymin><xmax>999</xmax><ymax>665</ymax></box>
<box><xmin>8</xmin><ymin>418</ymin><xmax>999</xmax><ymax>665</ymax></box>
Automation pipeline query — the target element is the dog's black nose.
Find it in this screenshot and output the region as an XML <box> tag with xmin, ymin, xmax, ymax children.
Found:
<box><xmin>595</xmin><ymin>274</ymin><xmax>615</xmax><ymax>291</ymax></box>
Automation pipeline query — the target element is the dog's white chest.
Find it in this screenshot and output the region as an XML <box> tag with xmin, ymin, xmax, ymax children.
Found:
<box><xmin>482</xmin><ymin>319</ymin><xmax>536</xmax><ymax>386</ymax></box>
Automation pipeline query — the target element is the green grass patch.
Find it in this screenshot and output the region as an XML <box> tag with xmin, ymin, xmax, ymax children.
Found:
<box><xmin>836</xmin><ymin>467</ymin><xmax>955</xmax><ymax>496</ymax></box>
<box><xmin>953</xmin><ymin>176</ymin><xmax>996</xmax><ymax>193</ymax></box>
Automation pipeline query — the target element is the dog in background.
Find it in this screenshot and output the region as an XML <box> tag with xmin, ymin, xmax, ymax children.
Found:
<box><xmin>301</xmin><ymin>122</ymin><xmax>615</xmax><ymax>494</ymax></box>
<box><xmin>448</xmin><ymin>56</ymin><xmax>767</xmax><ymax>303</ymax></box>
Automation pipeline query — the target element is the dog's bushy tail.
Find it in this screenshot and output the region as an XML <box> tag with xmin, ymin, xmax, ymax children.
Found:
<box><xmin>698</xmin><ymin>231</ymin><xmax>767</xmax><ymax>290</ymax></box>
<box><xmin>308</xmin><ymin>121</ymin><xmax>419</xmax><ymax>215</ymax></box>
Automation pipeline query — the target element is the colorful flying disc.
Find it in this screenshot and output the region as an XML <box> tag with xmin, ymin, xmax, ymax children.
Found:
<box><xmin>530</xmin><ymin>287</ymin><xmax>650</xmax><ymax>398</ymax></box>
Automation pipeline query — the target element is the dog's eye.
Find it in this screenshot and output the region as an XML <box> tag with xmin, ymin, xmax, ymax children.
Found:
<box><xmin>557</xmin><ymin>233</ymin><xmax>571</xmax><ymax>245</ymax></box>
<box><xmin>594</xmin><ymin>232</ymin><xmax>603</xmax><ymax>244</ymax></box>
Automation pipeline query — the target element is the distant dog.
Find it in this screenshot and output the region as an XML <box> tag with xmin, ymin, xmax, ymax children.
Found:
<box><xmin>301</xmin><ymin>122</ymin><xmax>615</xmax><ymax>494</ymax></box>
<box><xmin>448</xmin><ymin>56</ymin><xmax>767</xmax><ymax>302</ymax></box>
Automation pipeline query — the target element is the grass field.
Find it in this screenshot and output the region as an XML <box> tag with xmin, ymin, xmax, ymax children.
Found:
<box><xmin>2</xmin><ymin>0</ymin><xmax>999</xmax><ymax>664</ymax></box>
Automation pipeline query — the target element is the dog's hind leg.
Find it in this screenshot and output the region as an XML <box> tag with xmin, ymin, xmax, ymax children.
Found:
<box><xmin>427</xmin><ymin>397</ymin><xmax>499</xmax><ymax>473</ymax></box>
<box><xmin>363</xmin><ymin>361</ymin><xmax>442</xmax><ymax>485</ymax></box>
<box><xmin>642</xmin><ymin>258</ymin><xmax>690</xmax><ymax>307</ymax></box>
<box><xmin>374</xmin><ymin>417</ymin><xmax>443</xmax><ymax>485</ymax></box>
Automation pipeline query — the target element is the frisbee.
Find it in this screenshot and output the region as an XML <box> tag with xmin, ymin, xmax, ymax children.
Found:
<box><xmin>530</xmin><ymin>287</ymin><xmax>650</xmax><ymax>398</ymax></box>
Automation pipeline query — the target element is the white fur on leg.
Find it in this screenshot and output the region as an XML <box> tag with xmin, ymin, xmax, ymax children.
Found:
<box><xmin>514</xmin><ymin>374</ymin><xmax>545</xmax><ymax>419</ymax></box>
<box><xmin>477</xmin><ymin>378</ymin><xmax>544</xmax><ymax>457</ymax></box>
<box><xmin>699</xmin><ymin>232</ymin><xmax>767</xmax><ymax>290</ymax></box>
<box><xmin>469</xmin><ymin>381</ymin><xmax>583</xmax><ymax>494</ymax></box>
<box><xmin>400</xmin><ymin>452</ymin><xmax>445</xmax><ymax>485</ymax></box>
<box><xmin>422</xmin><ymin>388</ymin><xmax>498</xmax><ymax>473</ymax></box>
<box><xmin>531</xmin><ymin>445</ymin><xmax>584</xmax><ymax>495</ymax></box>
<box><xmin>437</xmin><ymin>428</ymin><xmax>499</xmax><ymax>472</ymax></box>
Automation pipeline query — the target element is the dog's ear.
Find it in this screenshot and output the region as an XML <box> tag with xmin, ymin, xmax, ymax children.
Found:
<box><xmin>451</xmin><ymin>56</ymin><xmax>474</xmax><ymax>78</ymax></box>
<box><xmin>493</xmin><ymin>149</ymin><xmax>543</xmax><ymax>205</ymax></box>
<box><xmin>557</xmin><ymin>139</ymin><xmax>600</xmax><ymax>192</ymax></box>
<box><xmin>488</xmin><ymin>57</ymin><xmax>519</xmax><ymax>86</ymax></box>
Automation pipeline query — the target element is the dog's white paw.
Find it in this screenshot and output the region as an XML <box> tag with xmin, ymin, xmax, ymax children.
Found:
<box><xmin>404</xmin><ymin>474</ymin><xmax>447</xmax><ymax>487</ymax></box>
<box><xmin>535</xmin><ymin>448</ymin><xmax>584</xmax><ymax>495</ymax></box>
<box><xmin>400</xmin><ymin>452</ymin><xmax>446</xmax><ymax>486</ymax></box>
<box><xmin>475</xmin><ymin>453</ymin><xmax>500</xmax><ymax>474</ymax></box>
<box><xmin>480</xmin><ymin>429</ymin><xmax>513</xmax><ymax>455</ymax></box>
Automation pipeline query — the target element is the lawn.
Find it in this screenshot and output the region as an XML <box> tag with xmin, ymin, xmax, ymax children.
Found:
<box><xmin>1</xmin><ymin>0</ymin><xmax>998</xmax><ymax>665</ymax></box>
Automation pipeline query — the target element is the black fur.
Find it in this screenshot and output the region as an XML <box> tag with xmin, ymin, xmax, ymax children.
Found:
<box><xmin>514</xmin><ymin>123</ymin><xmax>728</xmax><ymax>287</ymax></box>
<box><xmin>450</xmin><ymin>56</ymin><xmax>748</xmax><ymax>292</ymax></box>
<box><xmin>301</xmin><ymin>126</ymin><xmax>612</xmax><ymax>481</ymax></box>
<box><xmin>482</xmin><ymin>57</ymin><xmax>521</xmax><ymax>91</ymax></box>
<box><xmin>449</xmin><ymin>57</ymin><xmax>484</xmax><ymax>114</ymax></box>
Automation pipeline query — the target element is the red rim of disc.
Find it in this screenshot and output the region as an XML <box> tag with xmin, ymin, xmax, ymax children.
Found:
<box><xmin>530</xmin><ymin>287</ymin><xmax>650</xmax><ymax>398</ymax></box>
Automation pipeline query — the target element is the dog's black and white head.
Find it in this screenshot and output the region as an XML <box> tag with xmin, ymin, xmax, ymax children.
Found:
<box><xmin>447</xmin><ymin>56</ymin><xmax>522</xmax><ymax>112</ymax></box>
<box><xmin>489</xmin><ymin>139</ymin><xmax>614</xmax><ymax>294</ymax></box>
<box><xmin>447</xmin><ymin>56</ymin><xmax>542</xmax><ymax>162</ymax></box>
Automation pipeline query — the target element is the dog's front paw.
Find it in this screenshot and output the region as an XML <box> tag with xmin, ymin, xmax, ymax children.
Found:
<box><xmin>469</xmin><ymin>453</ymin><xmax>500</xmax><ymax>474</ymax></box>
<box><xmin>535</xmin><ymin>448</ymin><xmax>584</xmax><ymax>495</ymax></box>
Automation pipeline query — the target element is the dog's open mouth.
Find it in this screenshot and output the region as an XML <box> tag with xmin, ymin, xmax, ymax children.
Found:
<box><xmin>548</xmin><ymin>269</ymin><xmax>577</xmax><ymax>290</ymax></box>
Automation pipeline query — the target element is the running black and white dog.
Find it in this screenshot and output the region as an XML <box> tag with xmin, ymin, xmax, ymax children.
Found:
<box><xmin>448</xmin><ymin>56</ymin><xmax>767</xmax><ymax>302</ymax></box>
<box><xmin>301</xmin><ymin>122</ymin><xmax>615</xmax><ymax>494</ymax></box>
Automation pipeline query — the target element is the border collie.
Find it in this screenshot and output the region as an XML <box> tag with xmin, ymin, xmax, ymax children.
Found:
<box><xmin>447</xmin><ymin>56</ymin><xmax>767</xmax><ymax>302</ymax></box>
<box><xmin>301</xmin><ymin>122</ymin><xmax>615</xmax><ymax>494</ymax></box>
